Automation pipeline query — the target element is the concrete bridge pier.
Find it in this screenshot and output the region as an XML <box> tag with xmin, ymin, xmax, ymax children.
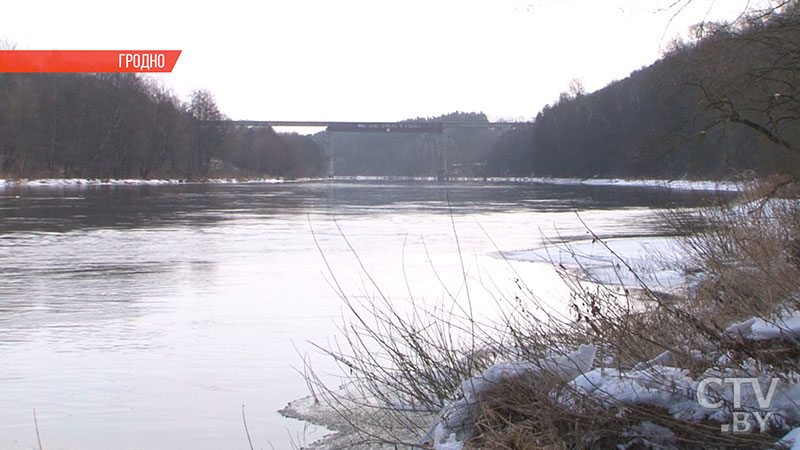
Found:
<box><xmin>325</xmin><ymin>131</ymin><xmax>334</xmax><ymax>178</ymax></box>
<box><xmin>437</xmin><ymin>128</ymin><xmax>452</xmax><ymax>180</ymax></box>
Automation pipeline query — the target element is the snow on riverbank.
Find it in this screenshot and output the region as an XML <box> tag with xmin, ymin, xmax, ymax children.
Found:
<box><xmin>0</xmin><ymin>177</ymin><xmax>289</xmax><ymax>188</ymax></box>
<box><xmin>486</xmin><ymin>176</ymin><xmax>741</xmax><ymax>191</ymax></box>
<box><xmin>333</xmin><ymin>175</ymin><xmax>741</xmax><ymax>191</ymax></box>
<box><xmin>420</xmin><ymin>308</ymin><xmax>800</xmax><ymax>450</ymax></box>
<box><xmin>0</xmin><ymin>176</ymin><xmax>740</xmax><ymax>192</ymax></box>
<box><xmin>293</xmin><ymin>318</ymin><xmax>800</xmax><ymax>450</ymax></box>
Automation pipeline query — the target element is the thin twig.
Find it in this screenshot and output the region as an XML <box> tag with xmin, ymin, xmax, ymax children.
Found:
<box><xmin>242</xmin><ymin>404</ymin><xmax>254</xmax><ymax>450</ymax></box>
<box><xmin>33</xmin><ymin>408</ymin><xmax>43</xmax><ymax>450</ymax></box>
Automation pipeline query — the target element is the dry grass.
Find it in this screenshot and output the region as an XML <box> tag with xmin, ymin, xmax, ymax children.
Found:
<box><xmin>679</xmin><ymin>177</ymin><xmax>800</xmax><ymax>320</ymax></box>
<box><xmin>465</xmin><ymin>370</ymin><xmax>780</xmax><ymax>450</ymax></box>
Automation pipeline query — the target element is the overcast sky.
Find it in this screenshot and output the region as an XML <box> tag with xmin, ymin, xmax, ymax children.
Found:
<box><xmin>2</xmin><ymin>0</ymin><xmax>751</xmax><ymax>124</ymax></box>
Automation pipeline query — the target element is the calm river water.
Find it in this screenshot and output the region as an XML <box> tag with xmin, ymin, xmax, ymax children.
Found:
<box><xmin>0</xmin><ymin>180</ymin><xmax>724</xmax><ymax>449</ymax></box>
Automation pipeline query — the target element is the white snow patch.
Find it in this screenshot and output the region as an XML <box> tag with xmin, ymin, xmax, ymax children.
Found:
<box><xmin>570</xmin><ymin>365</ymin><xmax>702</xmax><ymax>420</ymax></box>
<box><xmin>437</xmin><ymin>433</ymin><xmax>464</xmax><ymax>450</ymax></box>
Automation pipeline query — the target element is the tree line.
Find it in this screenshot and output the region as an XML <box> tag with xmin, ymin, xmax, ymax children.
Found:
<box><xmin>0</xmin><ymin>73</ymin><xmax>326</xmax><ymax>180</ymax></box>
<box><xmin>487</xmin><ymin>2</ymin><xmax>800</xmax><ymax>179</ymax></box>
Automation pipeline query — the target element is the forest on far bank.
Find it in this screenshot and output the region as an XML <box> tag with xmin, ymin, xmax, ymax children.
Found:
<box><xmin>487</xmin><ymin>2</ymin><xmax>800</xmax><ymax>179</ymax></box>
<box><xmin>0</xmin><ymin>73</ymin><xmax>327</xmax><ymax>180</ymax></box>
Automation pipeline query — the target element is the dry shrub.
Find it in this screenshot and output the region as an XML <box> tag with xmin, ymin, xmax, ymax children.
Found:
<box><xmin>301</xmin><ymin>177</ymin><xmax>800</xmax><ymax>449</ymax></box>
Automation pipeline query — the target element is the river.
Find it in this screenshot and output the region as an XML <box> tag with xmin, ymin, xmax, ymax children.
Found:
<box><xmin>0</xmin><ymin>180</ymin><xmax>726</xmax><ymax>449</ymax></box>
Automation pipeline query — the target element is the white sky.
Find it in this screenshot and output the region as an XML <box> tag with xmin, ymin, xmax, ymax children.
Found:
<box><xmin>2</xmin><ymin>0</ymin><xmax>752</xmax><ymax>124</ymax></box>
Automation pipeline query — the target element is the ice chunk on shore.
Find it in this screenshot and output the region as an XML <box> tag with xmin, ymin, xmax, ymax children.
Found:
<box><xmin>726</xmin><ymin>313</ymin><xmax>800</xmax><ymax>340</ymax></box>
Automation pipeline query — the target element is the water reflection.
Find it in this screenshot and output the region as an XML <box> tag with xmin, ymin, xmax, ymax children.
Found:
<box><xmin>0</xmin><ymin>180</ymin><xmax>728</xmax><ymax>234</ymax></box>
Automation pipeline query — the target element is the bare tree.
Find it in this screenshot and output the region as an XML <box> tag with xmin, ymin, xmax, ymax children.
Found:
<box><xmin>188</xmin><ymin>89</ymin><xmax>228</xmax><ymax>177</ymax></box>
<box><xmin>676</xmin><ymin>1</ymin><xmax>800</xmax><ymax>157</ymax></box>
<box><xmin>568</xmin><ymin>77</ymin><xmax>585</xmax><ymax>98</ymax></box>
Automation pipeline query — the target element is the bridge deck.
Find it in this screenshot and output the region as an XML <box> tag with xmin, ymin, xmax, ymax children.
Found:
<box><xmin>222</xmin><ymin>120</ymin><xmax>528</xmax><ymax>130</ymax></box>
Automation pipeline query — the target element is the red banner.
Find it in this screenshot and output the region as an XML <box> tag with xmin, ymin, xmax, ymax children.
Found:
<box><xmin>0</xmin><ymin>50</ymin><xmax>182</xmax><ymax>73</ymax></box>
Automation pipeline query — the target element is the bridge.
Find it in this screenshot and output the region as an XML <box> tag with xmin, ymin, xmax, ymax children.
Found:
<box><xmin>220</xmin><ymin>120</ymin><xmax>529</xmax><ymax>178</ymax></box>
